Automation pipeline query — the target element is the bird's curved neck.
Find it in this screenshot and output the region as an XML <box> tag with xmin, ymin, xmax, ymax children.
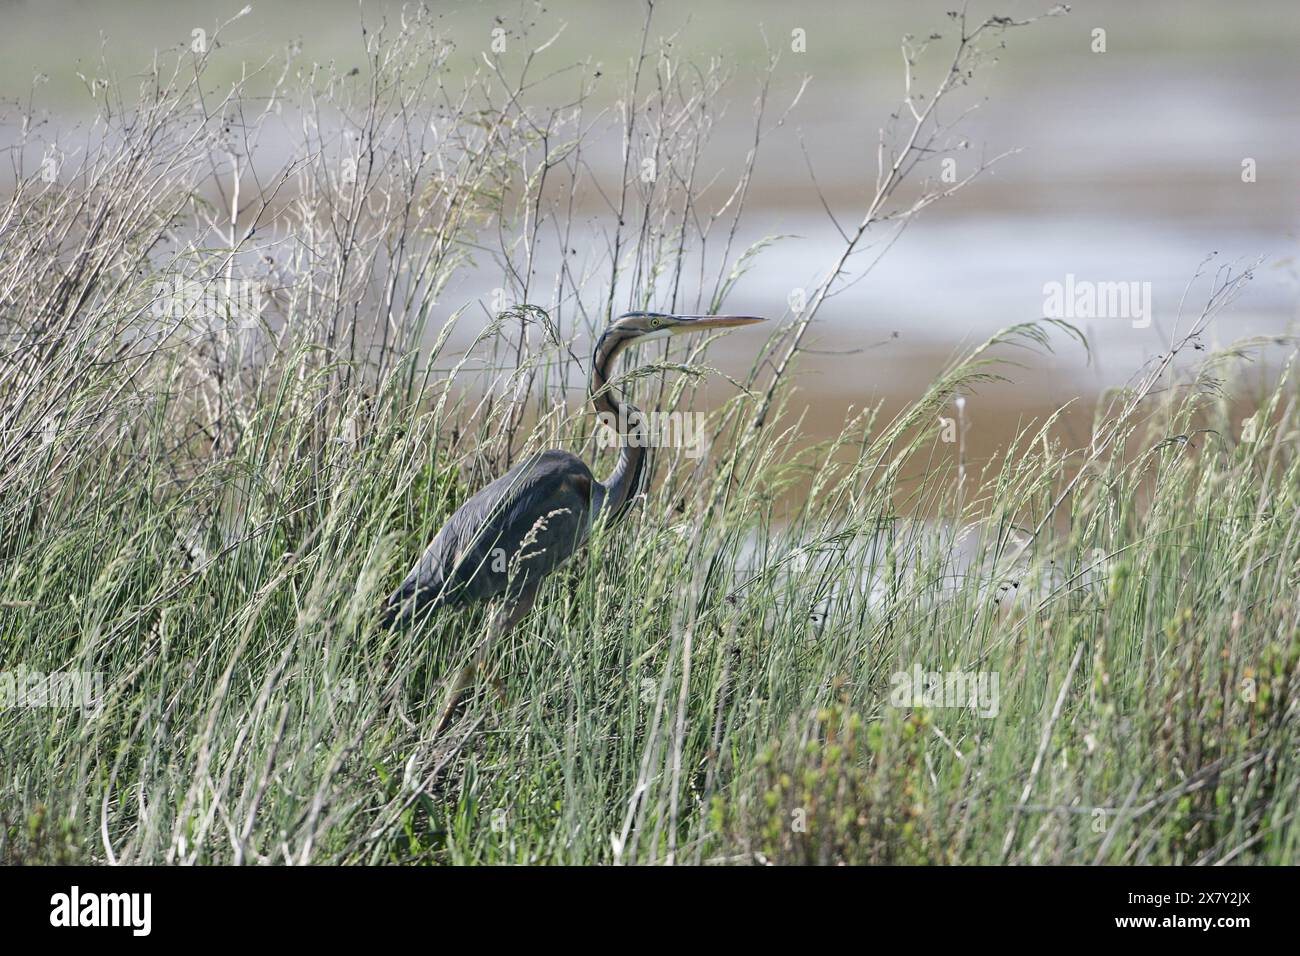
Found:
<box><xmin>591</xmin><ymin>327</ymin><xmax>649</xmax><ymax>520</ymax></box>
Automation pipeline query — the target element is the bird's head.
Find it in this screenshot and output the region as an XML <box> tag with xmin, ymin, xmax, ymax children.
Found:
<box><xmin>608</xmin><ymin>311</ymin><xmax>766</xmax><ymax>343</ymax></box>
<box><xmin>591</xmin><ymin>311</ymin><xmax>767</xmax><ymax>410</ymax></box>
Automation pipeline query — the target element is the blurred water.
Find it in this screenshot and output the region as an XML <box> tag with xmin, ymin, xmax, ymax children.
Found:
<box><xmin>4</xmin><ymin>0</ymin><xmax>1298</xmax><ymax>420</ymax></box>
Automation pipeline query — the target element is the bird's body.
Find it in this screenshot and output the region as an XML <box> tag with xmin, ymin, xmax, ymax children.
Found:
<box><xmin>380</xmin><ymin>310</ymin><xmax>764</xmax><ymax>731</ymax></box>
<box><xmin>382</xmin><ymin>448</ymin><xmax>599</xmax><ymax>623</ymax></box>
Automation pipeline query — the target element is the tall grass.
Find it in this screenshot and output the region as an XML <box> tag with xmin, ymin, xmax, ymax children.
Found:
<box><xmin>2</xmin><ymin>8</ymin><xmax>1296</xmax><ymax>865</ymax></box>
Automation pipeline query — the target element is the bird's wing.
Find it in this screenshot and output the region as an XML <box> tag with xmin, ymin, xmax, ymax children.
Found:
<box><xmin>385</xmin><ymin>450</ymin><xmax>597</xmax><ymax>622</ymax></box>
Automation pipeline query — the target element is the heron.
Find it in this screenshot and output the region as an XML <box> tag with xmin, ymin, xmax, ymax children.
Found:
<box><xmin>380</xmin><ymin>311</ymin><xmax>765</xmax><ymax>732</ymax></box>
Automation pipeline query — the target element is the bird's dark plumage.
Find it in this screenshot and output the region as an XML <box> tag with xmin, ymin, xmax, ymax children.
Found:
<box><xmin>380</xmin><ymin>449</ymin><xmax>600</xmax><ymax>627</ymax></box>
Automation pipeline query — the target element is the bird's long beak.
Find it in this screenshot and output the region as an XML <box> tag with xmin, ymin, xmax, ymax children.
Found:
<box><xmin>668</xmin><ymin>314</ymin><xmax>766</xmax><ymax>334</ymax></box>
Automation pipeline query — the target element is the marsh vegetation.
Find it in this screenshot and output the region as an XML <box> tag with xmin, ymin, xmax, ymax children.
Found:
<box><xmin>1</xmin><ymin>6</ymin><xmax>1296</xmax><ymax>865</ymax></box>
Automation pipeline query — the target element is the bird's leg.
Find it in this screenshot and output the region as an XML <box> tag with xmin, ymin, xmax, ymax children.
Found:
<box><xmin>432</xmin><ymin>589</ymin><xmax>535</xmax><ymax>736</ymax></box>
<box><xmin>488</xmin><ymin>673</ymin><xmax>509</xmax><ymax>708</ymax></box>
<box><xmin>432</xmin><ymin>660</ymin><xmax>478</xmax><ymax>738</ymax></box>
